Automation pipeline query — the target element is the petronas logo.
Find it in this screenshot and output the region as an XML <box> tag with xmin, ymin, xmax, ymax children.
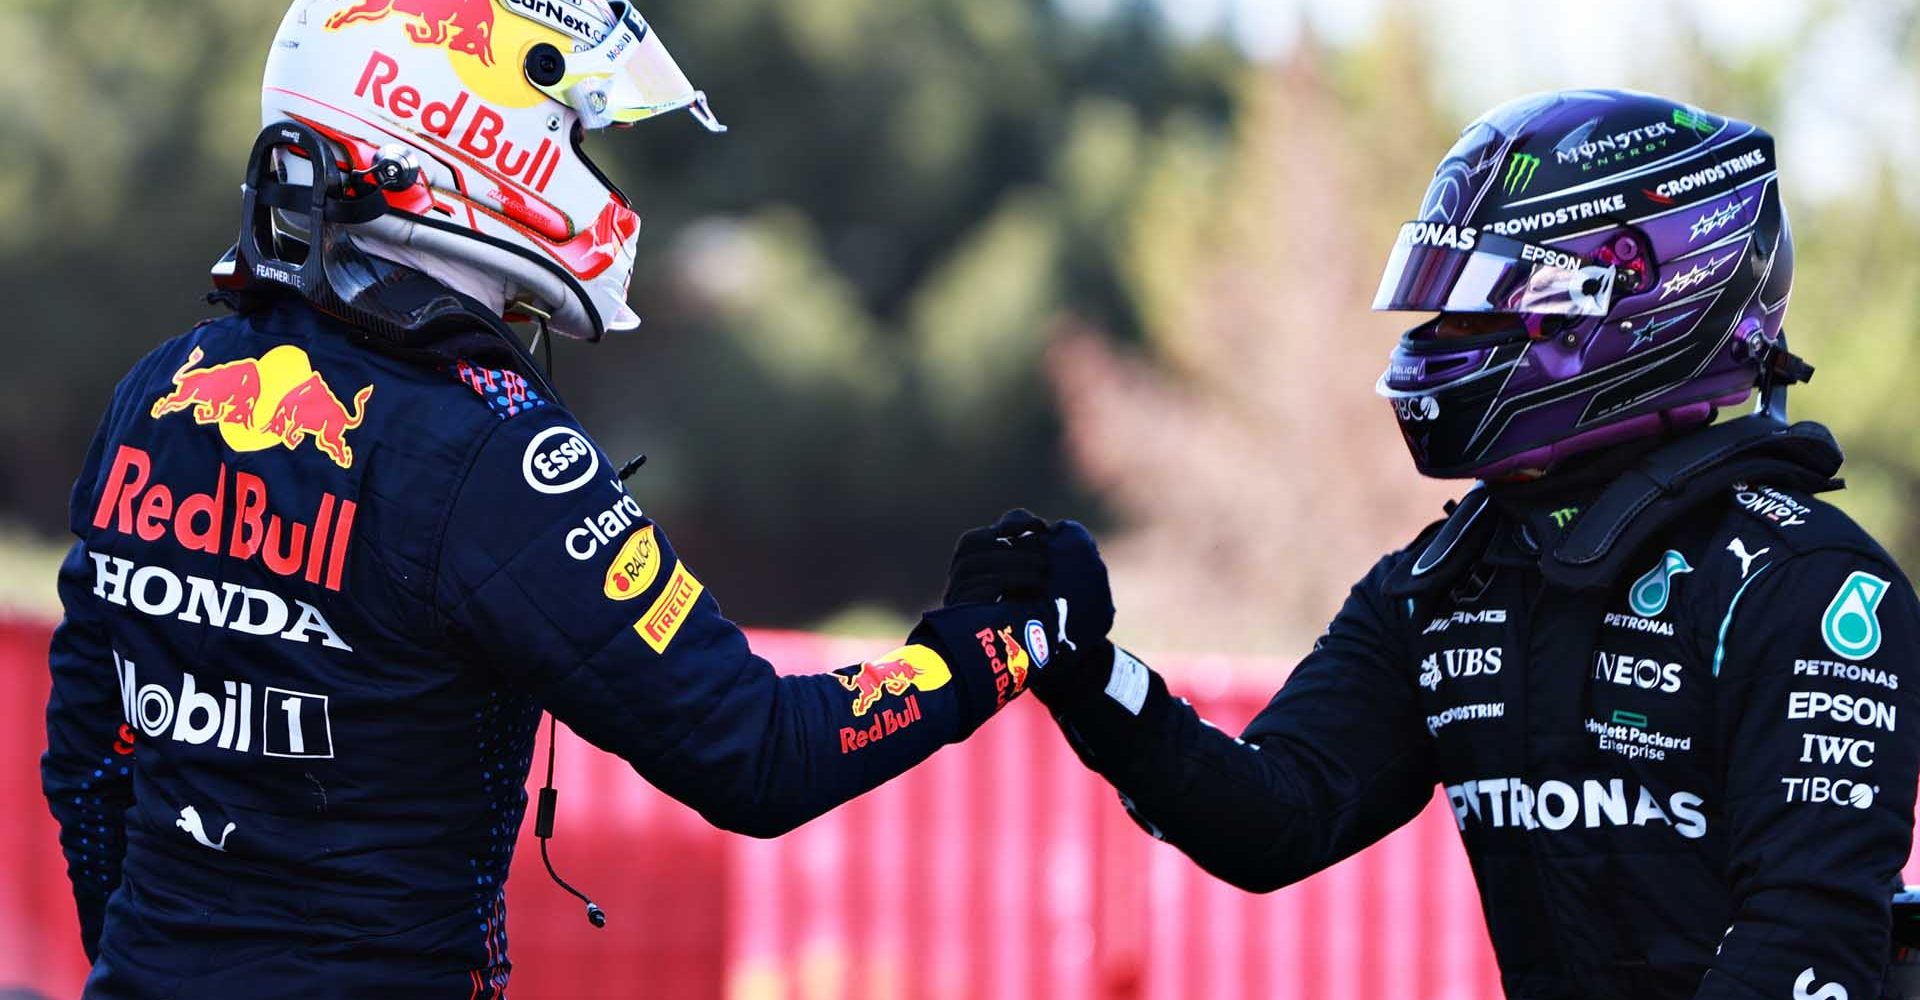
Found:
<box><xmin>1822</xmin><ymin>571</ymin><xmax>1890</xmax><ymax>661</ymax></box>
<box><xmin>1504</xmin><ymin>153</ymin><xmax>1541</xmax><ymax>196</ymax></box>
<box><xmin>1629</xmin><ymin>550</ymin><xmax>1693</xmax><ymax>618</ymax></box>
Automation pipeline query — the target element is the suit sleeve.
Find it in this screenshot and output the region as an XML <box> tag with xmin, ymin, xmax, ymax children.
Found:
<box><xmin>1041</xmin><ymin>555</ymin><xmax>1437</xmax><ymax>892</ymax></box>
<box><xmin>436</xmin><ymin>411</ymin><xmax>1032</xmax><ymax>838</ymax></box>
<box><xmin>42</xmin><ymin>427</ymin><xmax>134</xmax><ymax>961</ymax></box>
<box><xmin>1694</xmin><ymin>550</ymin><xmax>1920</xmax><ymax>1000</ymax></box>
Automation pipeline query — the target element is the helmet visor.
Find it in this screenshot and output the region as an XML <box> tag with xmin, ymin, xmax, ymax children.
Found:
<box><xmin>1372</xmin><ymin>223</ymin><xmax>1616</xmax><ymax>317</ymax></box>
<box><xmin>532</xmin><ymin>3</ymin><xmax>726</xmax><ymax>133</ymax></box>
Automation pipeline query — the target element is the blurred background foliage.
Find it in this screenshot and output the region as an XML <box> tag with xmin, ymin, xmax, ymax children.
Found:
<box><xmin>1</xmin><ymin>0</ymin><xmax>1916</xmax><ymax>657</ymax></box>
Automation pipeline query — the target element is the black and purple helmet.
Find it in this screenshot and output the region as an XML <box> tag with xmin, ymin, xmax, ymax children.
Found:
<box><xmin>1374</xmin><ymin>89</ymin><xmax>1796</xmax><ymax>479</ymax></box>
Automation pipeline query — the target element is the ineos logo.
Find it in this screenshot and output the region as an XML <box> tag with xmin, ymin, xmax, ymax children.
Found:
<box><xmin>523</xmin><ymin>426</ymin><xmax>599</xmax><ymax>494</ymax></box>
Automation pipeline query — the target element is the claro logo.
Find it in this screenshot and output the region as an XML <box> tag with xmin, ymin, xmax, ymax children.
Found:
<box><xmin>1446</xmin><ymin>776</ymin><xmax>1706</xmax><ymax>839</ymax></box>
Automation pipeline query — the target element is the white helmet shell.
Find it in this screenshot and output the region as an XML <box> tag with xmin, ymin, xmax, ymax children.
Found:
<box><xmin>262</xmin><ymin>0</ymin><xmax>721</xmax><ymax>340</ymax></box>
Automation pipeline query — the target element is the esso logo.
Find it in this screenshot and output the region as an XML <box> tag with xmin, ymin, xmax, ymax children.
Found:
<box><xmin>1024</xmin><ymin>619</ymin><xmax>1051</xmax><ymax>669</ymax></box>
<box><xmin>523</xmin><ymin>426</ymin><xmax>599</xmax><ymax>494</ymax></box>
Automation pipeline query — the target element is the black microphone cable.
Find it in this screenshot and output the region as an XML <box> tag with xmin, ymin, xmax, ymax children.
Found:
<box><xmin>535</xmin><ymin>713</ymin><xmax>606</xmax><ymax>928</ymax></box>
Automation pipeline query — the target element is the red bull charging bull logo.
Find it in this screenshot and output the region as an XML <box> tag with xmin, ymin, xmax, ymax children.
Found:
<box><xmin>327</xmin><ymin>0</ymin><xmax>498</xmax><ymax>66</ymax></box>
<box><xmin>837</xmin><ymin>645</ymin><xmax>953</xmax><ymax>718</ymax></box>
<box><xmin>151</xmin><ymin>346</ymin><xmax>374</xmax><ymax>469</ymax></box>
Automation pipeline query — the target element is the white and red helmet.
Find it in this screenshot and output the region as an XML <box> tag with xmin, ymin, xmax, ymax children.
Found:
<box><xmin>261</xmin><ymin>0</ymin><xmax>723</xmax><ymax>340</ymax></box>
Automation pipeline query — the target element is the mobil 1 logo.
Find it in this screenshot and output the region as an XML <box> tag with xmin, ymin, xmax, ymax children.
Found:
<box><xmin>263</xmin><ymin>688</ymin><xmax>334</xmax><ymax>759</ymax></box>
<box><xmin>116</xmin><ymin>650</ymin><xmax>334</xmax><ymax>759</ymax></box>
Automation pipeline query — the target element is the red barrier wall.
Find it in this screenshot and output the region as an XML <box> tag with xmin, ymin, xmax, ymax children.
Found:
<box><xmin>0</xmin><ymin>621</ymin><xmax>1506</xmax><ymax>999</ymax></box>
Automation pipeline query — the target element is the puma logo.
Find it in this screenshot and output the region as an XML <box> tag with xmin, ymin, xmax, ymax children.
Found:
<box><xmin>1726</xmin><ymin>537</ymin><xmax>1770</xmax><ymax>579</ymax></box>
<box><xmin>176</xmin><ymin>805</ymin><xmax>235</xmax><ymax>853</ymax></box>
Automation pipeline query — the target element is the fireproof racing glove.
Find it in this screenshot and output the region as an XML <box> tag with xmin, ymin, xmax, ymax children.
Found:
<box><xmin>929</xmin><ymin>510</ymin><xmax>1115</xmax><ymax>702</ymax></box>
<box><xmin>944</xmin><ymin>508</ymin><xmax>1049</xmax><ymax>605</ymax></box>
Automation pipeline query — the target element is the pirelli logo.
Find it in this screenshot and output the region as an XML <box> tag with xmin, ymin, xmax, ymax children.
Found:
<box><xmin>635</xmin><ymin>563</ymin><xmax>703</xmax><ymax>653</ymax></box>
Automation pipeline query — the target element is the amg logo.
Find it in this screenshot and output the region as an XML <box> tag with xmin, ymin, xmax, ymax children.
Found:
<box><xmin>1423</xmin><ymin>609</ymin><xmax>1507</xmax><ymax>635</ymax></box>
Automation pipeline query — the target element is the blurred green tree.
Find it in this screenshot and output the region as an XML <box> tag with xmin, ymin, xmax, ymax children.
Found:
<box><xmin>0</xmin><ymin>0</ymin><xmax>1241</xmax><ymax>627</ymax></box>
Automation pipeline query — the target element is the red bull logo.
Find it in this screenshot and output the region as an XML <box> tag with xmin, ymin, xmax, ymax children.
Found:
<box><xmin>839</xmin><ymin>695</ymin><xmax>924</xmax><ymax>754</ymax></box>
<box><xmin>976</xmin><ymin>626</ymin><xmax>1032</xmax><ymax>708</ymax></box>
<box><xmin>92</xmin><ymin>446</ymin><xmax>358</xmax><ymax>592</ymax></box>
<box><xmin>837</xmin><ymin>645</ymin><xmax>953</xmax><ymax>718</ymax></box>
<box><xmin>152</xmin><ymin>346</ymin><xmax>373</xmax><ymax>470</ymax></box>
<box><xmin>356</xmin><ymin>51</ymin><xmax>562</xmax><ymax>195</ymax></box>
<box><xmin>327</xmin><ymin>0</ymin><xmax>498</xmax><ymax>66</ymax></box>
<box><xmin>150</xmin><ymin>349</ymin><xmax>263</xmax><ymax>428</ymax></box>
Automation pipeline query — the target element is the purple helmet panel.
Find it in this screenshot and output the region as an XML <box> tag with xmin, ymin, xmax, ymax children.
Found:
<box><xmin>1372</xmin><ymin>89</ymin><xmax>1793</xmax><ymax>479</ymax></box>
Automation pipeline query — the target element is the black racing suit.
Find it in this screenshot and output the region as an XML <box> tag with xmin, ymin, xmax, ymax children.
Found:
<box><xmin>43</xmin><ymin>294</ymin><xmax>1043</xmax><ymax>997</ymax></box>
<box><xmin>1045</xmin><ymin>419</ymin><xmax>1920</xmax><ymax>999</ymax></box>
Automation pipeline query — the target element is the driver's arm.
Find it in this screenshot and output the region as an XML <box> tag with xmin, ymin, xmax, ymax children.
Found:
<box><xmin>1693</xmin><ymin>549</ymin><xmax>1920</xmax><ymax>1000</ymax></box>
<box><xmin>1037</xmin><ymin>554</ymin><xmax>1438</xmax><ymax>891</ymax></box>
<box><xmin>435</xmin><ymin>410</ymin><xmax>1037</xmax><ymax>837</ymax></box>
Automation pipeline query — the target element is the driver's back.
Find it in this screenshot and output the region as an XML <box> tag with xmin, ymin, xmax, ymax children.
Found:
<box><xmin>46</xmin><ymin>296</ymin><xmax>545</xmax><ymax>998</ymax></box>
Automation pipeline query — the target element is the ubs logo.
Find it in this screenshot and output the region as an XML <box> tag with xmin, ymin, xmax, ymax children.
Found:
<box><xmin>1419</xmin><ymin>647</ymin><xmax>1502</xmax><ymax>691</ymax></box>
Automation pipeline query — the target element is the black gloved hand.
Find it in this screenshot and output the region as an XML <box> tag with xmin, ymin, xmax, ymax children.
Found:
<box><xmin>1040</xmin><ymin>519</ymin><xmax>1114</xmax><ymax>668</ymax></box>
<box><xmin>937</xmin><ymin>510</ymin><xmax>1115</xmax><ymax>702</ymax></box>
<box><xmin>943</xmin><ymin>508</ymin><xmax>1050</xmax><ymax>606</ymax></box>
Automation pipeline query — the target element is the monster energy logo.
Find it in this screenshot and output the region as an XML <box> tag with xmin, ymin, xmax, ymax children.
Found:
<box><xmin>1504</xmin><ymin>153</ymin><xmax>1541</xmax><ymax>195</ymax></box>
<box><xmin>1672</xmin><ymin>108</ymin><xmax>1716</xmax><ymax>136</ymax></box>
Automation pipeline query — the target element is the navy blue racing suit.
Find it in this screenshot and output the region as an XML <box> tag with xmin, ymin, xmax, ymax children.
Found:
<box><xmin>1043</xmin><ymin>421</ymin><xmax>1920</xmax><ymax>999</ymax></box>
<box><xmin>43</xmin><ymin>295</ymin><xmax>1041</xmax><ymax>997</ymax></box>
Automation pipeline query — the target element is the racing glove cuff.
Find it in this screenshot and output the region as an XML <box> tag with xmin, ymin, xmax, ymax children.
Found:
<box><xmin>1042</xmin><ymin>644</ymin><xmax>1178</xmax><ymax>781</ymax></box>
<box><xmin>910</xmin><ymin>601</ymin><xmax>1053</xmax><ymax>739</ymax></box>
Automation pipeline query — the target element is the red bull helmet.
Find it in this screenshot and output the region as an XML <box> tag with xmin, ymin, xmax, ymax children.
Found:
<box><xmin>255</xmin><ymin>0</ymin><xmax>723</xmax><ymax>341</ymax></box>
